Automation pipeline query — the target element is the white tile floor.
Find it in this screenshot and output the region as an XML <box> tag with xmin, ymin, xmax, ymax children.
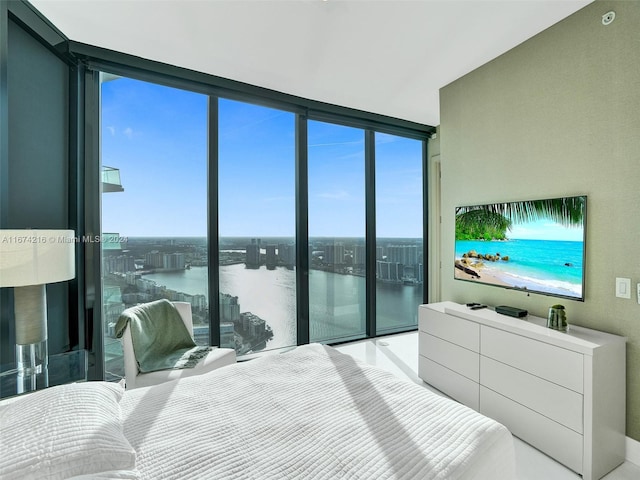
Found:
<box><xmin>334</xmin><ymin>331</ymin><xmax>640</xmax><ymax>480</ymax></box>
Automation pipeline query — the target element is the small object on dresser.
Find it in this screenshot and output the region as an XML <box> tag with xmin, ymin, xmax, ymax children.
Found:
<box><xmin>547</xmin><ymin>304</ymin><xmax>567</xmax><ymax>331</ymax></box>
<box><xmin>470</xmin><ymin>304</ymin><xmax>487</xmax><ymax>310</ymax></box>
<box><xmin>495</xmin><ymin>305</ymin><xmax>528</xmax><ymax>318</ymax></box>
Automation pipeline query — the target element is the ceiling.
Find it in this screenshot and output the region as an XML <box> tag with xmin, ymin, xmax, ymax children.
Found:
<box><xmin>29</xmin><ymin>0</ymin><xmax>593</xmax><ymax>126</ymax></box>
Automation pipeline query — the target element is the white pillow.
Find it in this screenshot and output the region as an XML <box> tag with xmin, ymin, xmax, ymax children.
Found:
<box><xmin>0</xmin><ymin>382</ymin><xmax>136</xmax><ymax>480</ymax></box>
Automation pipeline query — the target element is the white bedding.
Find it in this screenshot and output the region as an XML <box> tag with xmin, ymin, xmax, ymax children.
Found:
<box><xmin>121</xmin><ymin>343</ymin><xmax>515</xmax><ymax>479</ymax></box>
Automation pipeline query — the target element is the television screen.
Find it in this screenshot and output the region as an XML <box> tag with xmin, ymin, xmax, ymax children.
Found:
<box><xmin>454</xmin><ymin>196</ymin><xmax>586</xmax><ymax>301</ymax></box>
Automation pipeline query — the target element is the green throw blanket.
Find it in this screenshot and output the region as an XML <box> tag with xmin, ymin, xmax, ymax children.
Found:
<box><xmin>115</xmin><ymin>299</ymin><xmax>212</xmax><ymax>374</ymax></box>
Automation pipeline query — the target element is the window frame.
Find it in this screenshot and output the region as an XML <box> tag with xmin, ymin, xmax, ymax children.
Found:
<box><xmin>74</xmin><ymin>44</ymin><xmax>433</xmax><ymax>375</ymax></box>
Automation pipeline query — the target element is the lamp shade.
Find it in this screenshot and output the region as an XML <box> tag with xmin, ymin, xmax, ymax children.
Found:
<box><xmin>0</xmin><ymin>230</ymin><xmax>76</xmax><ymax>287</ymax></box>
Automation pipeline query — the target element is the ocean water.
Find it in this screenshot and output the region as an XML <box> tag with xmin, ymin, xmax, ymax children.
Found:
<box><xmin>455</xmin><ymin>239</ymin><xmax>584</xmax><ymax>298</ymax></box>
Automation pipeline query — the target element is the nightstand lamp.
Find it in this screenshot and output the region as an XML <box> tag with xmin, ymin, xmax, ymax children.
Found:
<box><xmin>0</xmin><ymin>230</ymin><xmax>75</xmax><ymax>392</ymax></box>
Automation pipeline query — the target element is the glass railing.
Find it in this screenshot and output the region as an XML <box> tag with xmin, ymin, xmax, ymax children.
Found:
<box><xmin>102</xmin><ymin>166</ymin><xmax>124</xmax><ymax>192</ymax></box>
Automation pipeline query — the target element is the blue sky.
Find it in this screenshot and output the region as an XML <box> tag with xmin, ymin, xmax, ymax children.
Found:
<box><xmin>509</xmin><ymin>220</ymin><xmax>584</xmax><ymax>242</ymax></box>
<box><xmin>101</xmin><ymin>77</ymin><xmax>423</xmax><ymax>238</ymax></box>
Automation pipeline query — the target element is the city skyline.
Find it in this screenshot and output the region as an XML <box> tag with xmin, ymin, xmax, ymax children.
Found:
<box><xmin>101</xmin><ymin>76</ymin><xmax>423</xmax><ymax>239</ymax></box>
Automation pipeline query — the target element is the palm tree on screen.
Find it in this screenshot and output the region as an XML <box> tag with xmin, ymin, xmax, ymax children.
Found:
<box><xmin>455</xmin><ymin>197</ymin><xmax>585</xmax><ymax>240</ymax></box>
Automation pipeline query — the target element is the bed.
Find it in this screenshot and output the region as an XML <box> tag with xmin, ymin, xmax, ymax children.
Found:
<box><xmin>0</xmin><ymin>344</ymin><xmax>516</xmax><ymax>479</ymax></box>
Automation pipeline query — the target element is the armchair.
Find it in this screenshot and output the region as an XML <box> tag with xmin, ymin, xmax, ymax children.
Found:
<box><xmin>120</xmin><ymin>301</ymin><xmax>236</xmax><ymax>389</ymax></box>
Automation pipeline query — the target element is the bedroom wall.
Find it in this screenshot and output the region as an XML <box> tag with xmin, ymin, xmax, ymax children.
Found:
<box><xmin>0</xmin><ymin>15</ymin><xmax>72</xmax><ymax>363</ymax></box>
<box><xmin>438</xmin><ymin>0</ymin><xmax>640</xmax><ymax>441</ymax></box>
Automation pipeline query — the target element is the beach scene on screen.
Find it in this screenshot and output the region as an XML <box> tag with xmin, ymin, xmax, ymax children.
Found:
<box><xmin>454</xmin><ymin>199</ymin><xmax>585</xmax><ymax>299</ymax></box>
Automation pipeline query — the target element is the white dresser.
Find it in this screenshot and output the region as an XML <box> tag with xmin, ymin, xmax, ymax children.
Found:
<box><xmin>418</xmin><ymin>301</ymin><xmax>626</xmax><ymax>480</ymax></box>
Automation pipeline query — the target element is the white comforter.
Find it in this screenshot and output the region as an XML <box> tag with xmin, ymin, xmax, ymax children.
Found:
<box><xmin>120</xmin><ymin>344</ymin><xmax>515</xmax><ymax>479</ymax></box>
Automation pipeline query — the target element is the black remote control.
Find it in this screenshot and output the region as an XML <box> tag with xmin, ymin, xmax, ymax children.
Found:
<box><xmin>466</xmin><ymin>302</ymin><xmax>480</xmax><ymax>307</ymax></box>
<box><xmin>470</xmin><ymin>304</ymin><xmax>487</xmax><ymax>310</ymax></box>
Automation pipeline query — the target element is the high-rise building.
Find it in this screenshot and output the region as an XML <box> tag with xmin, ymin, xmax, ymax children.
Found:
<box><xmin>191</xmin><ymin>294</ymin><xmax>207</xmax><ymax>311</ymax></box>
<box><xmin>387</xmin><ymin>245</ymin><xmax>418</xmax><ymax>265</ymax></box>
<box><xmin>145</xmin><ymin>250</ymin><xmax>164</xmax><ymax>268</ymax></box>
<box><xmin>246</xmin><ymin>238</ymin><xmax>261</xmax><ymax>268</ymax></box>
<box><xmin>353</xmin><ymin>245</ymin><xmax>365</xmax><ymax>266</ymax></box>
<box><xmin>416</xmin><ymin>263</ymin><xmax>424</xmax><ymax>283</ymax></box>
<box><xmin>220</xmin><ymin>293</ymin><xmax>240</xmax><ymax>322</ymax></box>
<box><xmin>277</xmin><ymin>243</ymin><xmax>287</xmax><ymax>261</ymax></box>
<box><xmin>125</xmin><ymin>272</ymin><xmax>139</xmax><ymax>285</ymax></box>
<box><xmin>163</xmin><ymin>252</ymin><xmax>185</xmax><ymax>270</ymax></box>
<box><xmin>324</xmin><ymin>242</ymin><xmax>345</xmax><ymax>265</ymax></box>
<box><xmin>103</xmin><ymin>254</ymin><xmax>136</xmax><ymax>274</ymax></box>
<box><xmin>220</xmin><ymin>322</ymin><xmax>235</xmax><ymax>349</ymax></box>
<box><xmin>376</xmin><ymin>261</ymin><xmax>403</xmax><ymax>282</ymax></box>
<box><xmin>265</xmin><ymin>244</ymin><xmax>277</xmax><ymax>269</ymax></box>
<box><xmin>277</xmin><ymin>243</ymin><xmax>296</xmax><ymax>268</ymax></box>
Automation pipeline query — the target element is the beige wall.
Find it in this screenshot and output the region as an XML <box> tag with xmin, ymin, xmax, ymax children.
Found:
<box><xmin>438</xmin><ymin>0</ymin><xmax>640</xmax><ymax>441</ymax></box>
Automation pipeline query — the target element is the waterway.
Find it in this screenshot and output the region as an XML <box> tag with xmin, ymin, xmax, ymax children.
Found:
<box><xmin>145</xmin><ymin>263</ymin><xmax>422</xmax><ymax>351</ymax></box>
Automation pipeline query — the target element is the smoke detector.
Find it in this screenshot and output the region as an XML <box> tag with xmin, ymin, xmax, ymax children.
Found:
<box><xmin>602</xmin><ymin>11</ymin><xmax>615</xmax><ymax>26</ymax></box>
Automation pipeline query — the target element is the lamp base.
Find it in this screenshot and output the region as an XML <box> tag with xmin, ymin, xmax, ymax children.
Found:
<box><xmin>16</xmin><ymin>340</ymin><xmax>49</xmax><ymax>393</ymax></box>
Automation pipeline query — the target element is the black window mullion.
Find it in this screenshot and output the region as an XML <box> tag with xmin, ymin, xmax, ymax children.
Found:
<box><xmin>83</xmin><ymin>68</ymin><xmax>103</xmax><ymax>380</ymax></box>
<box><xmin>0</xmin><ymin>1</ymin><xmax>7</xmax><ymax>228</ymax></box>
<box><xmin>365</xmin><ymin>130</ymin><xmax>376</xmax><ymax>338</ymax></box>
<box><xmin>422</xmin><ymin>139</ymin><xmax>429</xmax><ymax>304</ymax></box>
<box><xmin>296</xmin><ymin>113</ymin><xmax>309</xmax><ymax>346</ymax></box>
<box><xmin>68</xmin><ymin>62</ymin><xmax>84</xmax><ymax>351</ymax></box>
<box><xmin>208</xmin><ymin>96</ymin><xmax>220</xmax><ymax>346</ymax></box>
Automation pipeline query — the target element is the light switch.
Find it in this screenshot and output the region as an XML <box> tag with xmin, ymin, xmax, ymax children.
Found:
<box><xmin>616</xmin><ymin>277</ymin><xmax>631</xmax><ymax>299</ymax></box>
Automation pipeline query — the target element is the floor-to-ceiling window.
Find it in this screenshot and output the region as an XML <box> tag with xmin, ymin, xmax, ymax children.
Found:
<box><xmin>218</xmin><ymin>99</ymin><xmax>297</xmax><ymax>355</ymax></box>
<box><xmin>93</xmin><ymin>64</ymin><xmax>428</xmax><ymax>379</ymax></box>
<box><xmin>308</xmin><ymin>120</ymin><xmax>366</xmax><ymax>343</ymax></box>
<box><xmin>375</xmin><ymin>133</ymin><xmax>424</xmax><ymax>334</ymax></box>
<box><xmin>100</xmin><ymin>75</ymin><xmax>208</xmax><ymax>381</ymax></box>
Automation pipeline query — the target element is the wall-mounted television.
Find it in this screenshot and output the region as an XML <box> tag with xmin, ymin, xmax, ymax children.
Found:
<box><xmin>454</xmin><ymin>195</ymin><xmax>586</xmax><ymax>301</ymax></box>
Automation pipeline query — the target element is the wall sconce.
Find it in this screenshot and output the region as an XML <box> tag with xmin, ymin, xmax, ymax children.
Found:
<box><xmin>0</xmin><ymin>230</ymin><xmax>75</xmax><ymax>392</ymax></box>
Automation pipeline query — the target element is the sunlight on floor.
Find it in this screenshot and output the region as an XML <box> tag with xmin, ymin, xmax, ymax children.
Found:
<box><xmin>334</xmin><ymin>332</ymin><xmax>640</xmax><ymax>480</ymax></box>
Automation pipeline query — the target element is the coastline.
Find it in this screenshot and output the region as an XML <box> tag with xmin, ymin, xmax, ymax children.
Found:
<box><xmin>454</xmin><ymin>264</ymin><xmax>510</xmax><ymax>287</ymax></box>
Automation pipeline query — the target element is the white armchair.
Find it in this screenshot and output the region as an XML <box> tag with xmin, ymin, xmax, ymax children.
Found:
<box><xmin>120</xmin><ymin>301</ymin><xmax>236</xmax><ymax>389</ymax></box>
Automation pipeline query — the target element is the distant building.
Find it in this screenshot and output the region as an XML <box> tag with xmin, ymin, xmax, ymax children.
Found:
<box><xmin>265</xmin><ymin>244</ymin><xmax>277</xmax><ymax>269</ymax></box>
<box><xmin>220</xmin><ymin>322</ymin><xmax>235</xmax><ymax>348</ymax></box>
<box><xmin>220</xmin><ymin>293</ymin><xmax>240</xmax><ymax>322</ymax></box>
<box><xmin>416</xmin><ymin>263</ymin><xmax>424</xmax><ymax>283</ymax></box>
<box><xmin>145</xmin><ymin>250</ymin><xmax>164</xmax><ymax>268</ymax></box>
<box><xmin>387</xmin><ymin>245</ymin><xmax>418</xmax><ymax>265</ymax></box>
<box><xmin>163</xmin><ymin>252</ymin><xmax>185</xmax><ymax>270</ymax></box>
<box><xmin>376</xmin><ymin>261</ymin><xmax>403</xmax><ymax>282</ymax></box>
<box><xmin>125</xmin><ymin>272</ymin><xmax>139</xmax><ymax>285</ymax></box>
<box><xmin>240</xmin><ymin>312</ymin><xmax>265</xmax><ymax>337</ymax></box>
<box><xmin>246</xmin><ymin>238</ymin><xmax>261</xmax><ymax>268</ymax></box>
<box><xmin>324</xmin><ymin>243</ymin><xmax>345</xmax><ymax>265</ymax></box>
<box><xmin>191</xmin><ymin>294</ymin><xmax>207</xmax><ymax>311</ymax></box>
<box><xmin>353</xmin><ymin>245</ymin><xmax>365</xmax><ymax>266</ymax></box>
<box><xmin>103</xmin><ymin>254</ymin><xmax>135</xmax><ymax>274</ymax></box>
<box><xmin>137</xmin><ymin>278</ymin><xmax>162</xmax><ymax>294</ymax></box>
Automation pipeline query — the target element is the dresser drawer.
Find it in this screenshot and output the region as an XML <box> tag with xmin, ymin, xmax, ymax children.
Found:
<box><xmin>419</xmin><ymin>307</ymin><xmax>479</xmax><ymax>352</ymax></box>
<box><xmin>480</xmin><ymin>386</ymin><xmax>583</xmax><ymax>474</ymax></box>
<box><xmin>481</xmin><ymin>325</ymin><xmax>584</xmax><ymax>393</ymax></box>
<box><xmin>420</xmin><ymin>332</ymin><xmax>479</xmax><ymax>382</ymax></box>
<box><xmin>419</xmin><ymin>356</ymin><xmax>479</xmax><ymax>410</ymax></box>
<box><xmin>481</xmin><ymin>356</ymin><xmax>583</xmax><ymax>433</ymax></box>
